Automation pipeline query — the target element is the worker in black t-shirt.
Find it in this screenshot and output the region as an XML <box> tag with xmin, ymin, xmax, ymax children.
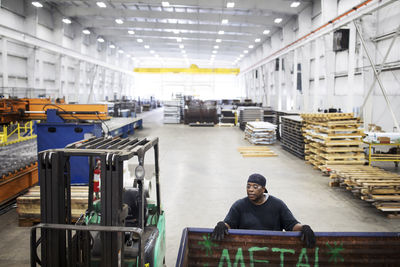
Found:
<box><xmin>212</xmin><ymin>173</ymin><xmax>316</xmax><ymax>248</ymax></box>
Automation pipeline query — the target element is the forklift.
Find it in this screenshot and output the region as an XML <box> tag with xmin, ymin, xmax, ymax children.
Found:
<box><xmin>30</xmin><ymin>136</ymin><xmax>166</xmax><ymax>266</ymax></box>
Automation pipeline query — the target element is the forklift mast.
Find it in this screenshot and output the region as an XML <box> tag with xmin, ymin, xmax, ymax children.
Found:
<box><xmin>31</xmin><ymin>136</ymin><xmax>161</xmax><ymax>267</ymax></box>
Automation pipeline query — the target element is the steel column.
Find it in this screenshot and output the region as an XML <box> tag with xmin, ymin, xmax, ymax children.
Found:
<box><xmin>354</xmin><ymin>21</ymin><xmax>400</xmax><ymax>131</ymax></box>
<box><xmin>360</xmin><ymin>24</ymin><xmax>400</xmax><ymax>117</ymax></box>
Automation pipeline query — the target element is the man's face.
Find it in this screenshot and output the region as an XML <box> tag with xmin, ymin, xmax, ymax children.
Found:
<box><xmin>247</xmin><ymin>182</ymin><xmax>265</xmax><ymax>202</ymax></box>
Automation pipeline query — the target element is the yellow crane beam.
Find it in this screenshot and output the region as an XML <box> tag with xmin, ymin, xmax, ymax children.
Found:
<box><xmin>134</xmin><ymin>64</ymin><xmax>239</xmax><ymax>75</ymax></box>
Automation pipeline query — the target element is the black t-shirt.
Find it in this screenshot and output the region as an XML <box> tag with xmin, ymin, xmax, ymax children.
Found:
<box><xmin>224</xmin><ymin>195</ymin><xmax>299</xmax><ymax>231</ymax></box>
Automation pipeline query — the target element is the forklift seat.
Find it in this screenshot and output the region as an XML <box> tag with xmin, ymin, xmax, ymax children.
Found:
<box><xmin>123</xmin><ymin>188</ymin><xmax>147</xmax><ymax>227</ymax></box>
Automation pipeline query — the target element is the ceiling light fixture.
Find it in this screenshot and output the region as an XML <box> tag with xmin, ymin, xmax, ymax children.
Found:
<box><xmin>212</xmin><ymin>50</ymin><xmax>217</xmax><ymax>54</ymax></box>
<box><xmin>255</xmin><ymin>38</ymin><xmax>261</xmax><ymax>43</ymax></box>
<box><xmin>96</xmin><ymin>1</ymin><xmax>106</xmax><ymax>8</ymax></box>
<box><xmin>126</xmin><ymin>54</ymin><xmax>131</xmax><ymax>58</ymax></box>
<box><xmin>128</xmin><ymin>30</ymin><xmax>135</xmax><ymax>35</ymax></box>
<box><xmin>109</xmin><ymin>44</ymin><xmax>116</xmax><ymax>49</ymax></box>
<box><xmin>32</xmin><ymin>2</ymin><xmax>43</xmax><ymax>8</ymax></box>
<box><xmin>118</xmin><ymin>49</ymin><xmax>124</xmax><ymax>54</ymax></box>
<box><xmin>221</xmin><ymin>19</ymin><xmax>228</xmax><ymax>24</ymax></box>
<box><xmin>290</xmin><ymin>1</ymin><xmax>301</xmax><ymax>8</ymax></box>
<box><xmin>137</xmin><ymin>39</ymin><xmax>143</xmax><ymax>43</ymax></box>
<box><xmin>144</xmin><ymin>45</ymin><xmax>150</xmax><ymax>49</ymax></box>
<box><xmin>239</xmin><ymin>54</ymin><xmax>244</xmax><ymax>57</ymax></box>
<box><xmin>176</xmin><ymin>37</ymin><xmax>182</xmax><ymax>42</ymax></box>
<box><xmin>179</xmin><ymin>44</ymin><xmax>184</xmax><ymax>49</ymax></box>
<box><xmin>216</xmin><ymin>39</ymin><xmax>222</xmax><ymax>43</ymax></box>
<box><xmin>263</xmin><ymin>29</ymin><xmax>270</xmax><ymax>35</ymax></box>
<box><xmin>161</xmin><ymin>1</ymin><xmax>170</xmax><ymax>7</ymax></box>
<box><xmin>62</xmin><ymin>18</ymin><xmax>72</xmax><ymax>24</ymax></box>
<box><xmin>248</xmin><ymin>45</ymin><xmax>254</xmax><ymax>48</ymax></box>
<box><xmin>115</xmin><ymin>19</ymin><xmax>124</xmax><ymax>24</ymax></box>
<box><xmin>173</xmin><ymin>29</ymin><xmax>180</xmax><ymax>34</ymax></box>
<box><xmin>82</xmin><ymin>29</ymin><xmax>91</xmax><ymax>35</ymax></box>
<box><xmin>150</xmin><ymin>50</ymin><xmax>155</xmax><ymax>54</ymax></box>
<box><xmin>97</xmin><ymin>37</ymin><xmax>105</xmax><ymax>43</ymax></box>
<box><xmin>181</xmin><ymin>50</ymin><xmax>186</xmax><ymax>53</ymax></box>
<box><xmin>244</xmin><ymin>50</ymin><xmax>248</xmax><ymax>53</ymax></box>
<box><xmin>218</xmin><ymin>30</ymin><xmax>224</xmax><ymax>35</ymax></box>
<box><xmin>214</xmin><ymin>45</ymin><xmax>219</xmax><ymax>49</ymax></box>
<box><xmin>227</xmin><ymin>2</ymin><xmax>235</xmax><ymax>8</ymax></box>
<box><xmin>274</xmin><ymin>18</ymin><xmax>282</xmax><ymax>24</ymax></box>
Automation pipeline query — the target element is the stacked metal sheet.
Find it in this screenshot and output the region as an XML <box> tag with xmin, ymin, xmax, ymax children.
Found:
<box><xmin>163</xmin><ymin>100</ymin><xmax>181</xmax><ymax>124</ymax></box>
<box><xmin>0</xmin><ymin>139</ymin><xmax>37</xmax><ymax>178</ymax></box>
<box><xmin>275</xmin><ymin>110</ymin><xmax>299</xmax><ymax>140</ymax></box>
<box><xmin>263</xmin><ymin>108</ymin><xmax>276</xmax><ymax>123</ymax></box>
<box><xmin>220</xmin><ymin>109</ymin><xmax>235</xmax><ymax>124</ymax></box>
<box><xmin>245</xmin><ymin>121</ymin><xmax>277</xmax><ymax>145</ymax></box>
<box><xmin>184</xmin><ymin>100</ymin><xmax>218</xmax><ymax>125</ymax></box>
<box><xmin>280</xmin><ymin>115</ymin><xmax>305</xmax><ymax>159</ymax></box>
<box><xmin>238</xmin><ymin>107</ymin><xmax>263</xmax><ymax>130</ymax></box>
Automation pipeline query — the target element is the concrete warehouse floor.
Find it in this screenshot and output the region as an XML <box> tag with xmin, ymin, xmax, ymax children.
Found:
<box><xmin>0</xmin><ymin>108</ymin><xmax>399</xmax><ymax>266</ymax></box>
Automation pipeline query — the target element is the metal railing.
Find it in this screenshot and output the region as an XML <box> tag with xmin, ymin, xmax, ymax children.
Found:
<box><xmin>0</xmin><ymin>121</ymin><xmax>36</xmax><ymax>145</ymax></box>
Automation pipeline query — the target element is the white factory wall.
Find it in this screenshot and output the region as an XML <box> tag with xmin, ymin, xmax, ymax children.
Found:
<box><xmin>133</xmin><ymin>73</ymin><xmax>240</xmax><ymax>101</ymax></box>
<box><xmin>241</xmin><ymin>0</ymin><xmax>400</xmax><ymax>132</ymax></box>
<box><xmin>0</xmin><ymin>0</ymin><xmax>135</xmax><ymax>103</ymax></box>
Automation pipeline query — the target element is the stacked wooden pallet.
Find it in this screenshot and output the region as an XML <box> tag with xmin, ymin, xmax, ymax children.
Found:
<box><xmin>237</xmin><ymin>146</ymin><xmax>277</xmax><ymax>157</ymax></box>
<box><xmin>301</xmin><ymin>113</ymin><xmax>365</xmax><ymax>170</ymax></box>
<box><xmin>280</xmin><ymin>115</ymin><xmax>304</xmax><ymax>159</ymax></box>
<box><xmin>328</xmin><ymin>165</ymin><xmax>400</xmax><ymax>218</ymax></box>
<box><xmin>17</xmin><ymin>186</ymin><xmax>88</xmax><ymax>226</ymax></box>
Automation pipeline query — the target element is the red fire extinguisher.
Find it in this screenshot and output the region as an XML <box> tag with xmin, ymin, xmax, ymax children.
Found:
<box><xmin>93</xmin><ymin>159</ymin><xmax>101</xmax><ymax>200</ymax></box>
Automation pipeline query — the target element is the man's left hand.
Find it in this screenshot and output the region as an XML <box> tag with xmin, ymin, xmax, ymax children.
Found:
<box><xmin>300</xmin><ymin>225</ymin><xmax>316</xmax><ymax>248</ymax></box>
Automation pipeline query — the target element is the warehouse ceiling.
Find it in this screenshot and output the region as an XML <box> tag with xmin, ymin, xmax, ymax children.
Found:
<box><xmin>46</xmin><ymin>0</ymin><xmax>311</xmax><ymax>67</ymax></box>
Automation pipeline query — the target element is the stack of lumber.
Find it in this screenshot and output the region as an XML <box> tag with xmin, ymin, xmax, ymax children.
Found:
<box><xmin>280</xmin><ymin>115</ymin><xmax>305</xmax><ymax>159</ymax></box>
<box><xmin>328</xmin><ymin>165</ymin><xmax>400</xmax><ymax>218</ymax></box>
<box><xmin>17</xmin><ymin>186</ymin><xmax>88</xmax><ymax>226</ymax></box>
<box><xmin>244</xmin><ymin>122</ymin><xmax>277</xmax><ymax>145</ymax></box>
<box><xmin>301</xmin><ymin>113</ymin><xmax>365</xmax><ymax>170</ymax></box>
<box><xmin>237</xmin><ymin>146</ymin><xmax>277</xmax><ymax>157</ymax></box>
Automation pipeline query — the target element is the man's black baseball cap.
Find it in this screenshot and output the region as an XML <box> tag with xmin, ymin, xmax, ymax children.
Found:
<box><xmin>247</xmin><ymin>173</ymin><xmax>268</xmax><ymax>193</ymax></box>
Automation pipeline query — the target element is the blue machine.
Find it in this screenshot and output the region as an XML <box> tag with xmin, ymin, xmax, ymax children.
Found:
<box><xmin>37</xmin><ymin>110</ymin><xmax>143</xmax><ymax>184</ymax></box>
<box><xmin>37</xmin><ymin>109</ymin><xmax>103</xmax><ymax>184</ymax></box>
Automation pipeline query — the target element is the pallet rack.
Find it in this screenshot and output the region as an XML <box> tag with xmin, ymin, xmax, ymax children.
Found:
<box><xmin>280</xmin><ymin>115</ymin><xmax>305</xmax><ymax>159</ymax></box>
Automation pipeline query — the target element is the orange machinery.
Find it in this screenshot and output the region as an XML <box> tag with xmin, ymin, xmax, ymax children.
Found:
<box><xmin>0</xmin><ymin>98</ymin><xmax>111</xmax><ymax>207</ymax></box>
<box><xmin>0</xmin><ymin>98</ymin><xmax>109</xmax><ymax>124</ymax></box>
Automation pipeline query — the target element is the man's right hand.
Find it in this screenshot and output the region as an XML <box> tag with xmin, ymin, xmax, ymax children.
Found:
<box><xmin>211</xmin><ymin>221</ymin><xmax>229</xmax><ymax>241</ymax></box>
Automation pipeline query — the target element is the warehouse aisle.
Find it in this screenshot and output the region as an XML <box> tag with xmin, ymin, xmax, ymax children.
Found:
<box><xmin>0</xmin><ymin>108</ymin><xmax>399</xmax><ymax>267</ymax></box>
<box><xmin>135</xmin><ymin>109</ymin><xmax>400</xmax><ymax>266</ymax></box>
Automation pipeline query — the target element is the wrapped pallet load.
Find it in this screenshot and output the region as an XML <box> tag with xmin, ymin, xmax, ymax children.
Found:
<box><xmin>245</xmin><ymin>121</ymin><xmax>277</xmax><ymax>145</ymax></box>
